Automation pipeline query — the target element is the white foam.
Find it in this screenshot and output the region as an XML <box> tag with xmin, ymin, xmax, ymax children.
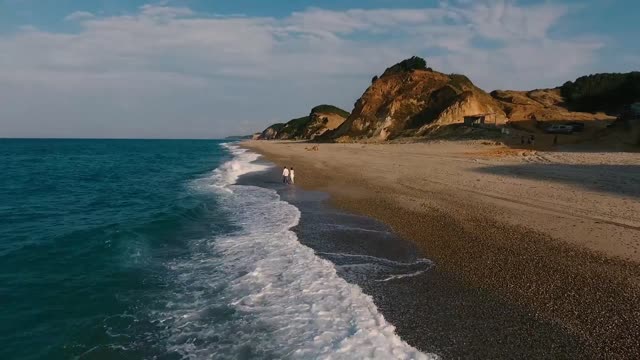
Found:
<box><xmin>377</xmin><ymin>270</ymin><xmax>428</xmax><ymax>282</ymax></box>
<box><xmin>320</xmin><ymin>252</ymin><xmax>433</xmax><ymax>284</ymax></box>
<box><xmin>191</xmin><ymin>143</ymin><xmax>269</xmax><ymax>192</ymax></box>
<box><xmin>165</xmin><ymin>143</ymin><xmax>437</xmax><ymax>359</ymax></box>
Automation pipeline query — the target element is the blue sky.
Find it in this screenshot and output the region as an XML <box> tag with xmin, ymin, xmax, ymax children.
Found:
<box><xmin>0</xmin><ymin>0</ymin><xmax>638</xmax><ymax>138</ymax></box>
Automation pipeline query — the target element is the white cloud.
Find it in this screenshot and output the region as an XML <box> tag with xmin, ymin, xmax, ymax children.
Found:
<box><xmin>64</xmin><ymin>11</ymin><xmax>95</xmax><ymax>22</ymax></box>
<box><xmin>0</xmin><ymin>2</ymin><xmax>610</xmax><ymax>138</ymax></box>
<box><xmin>138</xmin><ymin>4</ymin><xmax>194</xmax><ymax>18</ymax></box>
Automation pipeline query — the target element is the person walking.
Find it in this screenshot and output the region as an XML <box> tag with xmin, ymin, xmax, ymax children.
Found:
<box><xmin>282</xmin><ymin>167</ymin><xmax>289</xmax><ymax>184</ymax></box>
<box><xmin>289</xmin><ymin>168</ymin><xmax>295</xmax><ymax>184</ymax></box>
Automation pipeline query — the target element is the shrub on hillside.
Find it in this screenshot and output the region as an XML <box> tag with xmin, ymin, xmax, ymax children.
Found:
<box><xmin>561</xmin><ymin>72</ymin><xmax>640</xmax><ymax>113</ymax></box>
<box><xmin>310</xmin><ymin>105</ymin><xmax>350</xmax><ymax>118</ymax></box>
<box><xmin>381</xmin><ymin>56</ymin><xmax>428</xmax><ymax>77</ymax></box>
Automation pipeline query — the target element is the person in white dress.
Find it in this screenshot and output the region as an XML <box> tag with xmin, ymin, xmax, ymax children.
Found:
<box><xmin>289</xmin><ymin>168</ymin><xmax>295</xmax><ymax>184</ymax></box>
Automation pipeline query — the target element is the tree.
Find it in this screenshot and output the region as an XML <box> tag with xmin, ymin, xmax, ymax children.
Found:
<box><xmin>560</xmin><ymin>72</ymin><xmax>640</xmax><ymax>113</ymax></box>
<box><xmin>381</xmin><ymin>56</ymin><xmax>428</xmax><ymax>77</ymax></box>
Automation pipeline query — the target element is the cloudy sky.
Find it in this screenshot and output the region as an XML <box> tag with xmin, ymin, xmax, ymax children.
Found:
<box><xmin>1</xmin><ymin>0</ymin><xmax>638</xmax><ymax>138</ymax></box>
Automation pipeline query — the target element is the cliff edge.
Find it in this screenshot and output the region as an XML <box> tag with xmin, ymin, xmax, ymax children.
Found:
<box><xmin>331</xmin><ymin>57</ymin><xmax>507</xmax><ymax>142</ymax></box>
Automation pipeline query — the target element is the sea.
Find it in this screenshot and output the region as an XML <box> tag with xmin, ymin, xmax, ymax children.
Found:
<box><xmin>0</xmin><ymin>139</ymin><xmax>434</xmax><ymax>360</ymax></box>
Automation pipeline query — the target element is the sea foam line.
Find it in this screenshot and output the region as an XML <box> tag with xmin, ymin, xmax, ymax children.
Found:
<box><xmin>176</xmin><ymin>142</ymin><xmax>437</xmax><ymax>359</ymax></box>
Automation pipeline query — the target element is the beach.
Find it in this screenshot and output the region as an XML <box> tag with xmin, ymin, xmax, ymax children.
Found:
<box><xmin>242</xmin><ymin>139</ymin><xmax>640</xmax><ymax>358</ymax></box>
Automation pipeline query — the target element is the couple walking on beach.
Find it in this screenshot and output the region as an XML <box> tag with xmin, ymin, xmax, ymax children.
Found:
<box><xmin>282</xmin><ymin>166</ymin><xmax>295</xmax><ymax>184</ymax></box>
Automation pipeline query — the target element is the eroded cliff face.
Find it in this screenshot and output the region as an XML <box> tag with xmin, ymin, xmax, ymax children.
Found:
<box><xmin>257</xmin><ymin>57</ymin><xmax>621</xmax><ymax>143</ymax></box>
<box><xmin>491</xmin><ymin>88</ymin><xmax>613</xmax><ymax>121</ymax></box>
<box><xmin>301</xmin><ymin>111</ymin><xmax>348</xmax><ymax>140</ymax></box>
<box><xmin>257</xmin><ymin>105</ymin><xmax>349</xmax><ymax>140</ymax></box>
<box><xmin>332</xmin><ymin>69</ymin><xmax>507</xmax><ymax>142</ymax></box>
<box><xmin>259</xmin><ymin>124</ymin><xmax>284</xmax><ymax>140</ymax></box>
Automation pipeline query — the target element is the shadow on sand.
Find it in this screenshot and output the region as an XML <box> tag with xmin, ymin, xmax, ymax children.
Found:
<box><xmin>475</xmin><ymin>164</ymin><xmax>640</xmax><ymax>199</ymax></box>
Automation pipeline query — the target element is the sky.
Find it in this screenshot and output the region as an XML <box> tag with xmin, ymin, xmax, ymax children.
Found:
<box><xmin>0</xmin><ymin>0</ymin><xmax>638</xmax><ymax>138</ymax></box>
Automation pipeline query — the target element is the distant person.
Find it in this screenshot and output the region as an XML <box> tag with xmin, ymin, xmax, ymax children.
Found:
<box><xmin>530</xmin><ymin>135</ymin><xmax>536</xmax><ymax>146</ymax></box>
<box><xmin>521</xmin><ymin>136</ymin><xmax>525</xmax><ymax>145</ymax></box>
<box><xmin>282</xmin><ymin>167</ymin><xmax>289</xmax><ymax>184</ymax></box>
<box><xmin>290</xmin><ymin>168</ymin><xmax>295</xmax><ymax>184</ymax></box>
<box><xmin>553</xmin><ymin>135</ymin><xmax>558</xmax><ymax>146</ymax></box>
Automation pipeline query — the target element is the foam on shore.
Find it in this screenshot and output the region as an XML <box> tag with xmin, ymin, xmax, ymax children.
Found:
<box><xmin>167</xmin><ymin>143</ymin><xmax>436</xmax><ymax>359</ymax></box>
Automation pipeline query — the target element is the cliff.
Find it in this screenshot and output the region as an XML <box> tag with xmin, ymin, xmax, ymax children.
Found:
<box><xmin>331</xmin><ymin>58</ymin><xmax>507</xmax><ymax>142</ymax></box>
<box><xmin>259</xmin><ymin>123</ymin><xmax>284</xmax><ymax>140</ymax></box>
<box><xmin>301</xmin><ymin>105</ymin><xmax>350</xmax><ymax>140</ymax></box>
<box><xmin>256</xmin><ymin>58</ymin><xmax>633</xmax><ymax>144</ymax></box>
<box><xmin>258</xmin><ymin>105</ymin><xmax>349</xmax><ymax>140</ymax></box>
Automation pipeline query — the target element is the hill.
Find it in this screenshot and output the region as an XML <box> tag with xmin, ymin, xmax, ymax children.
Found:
<box><xmin>258</xmin><ymin>123</ymin><xmax>285</xmax><ymax>140</ymax></box>
<box><xmin>254</xmin><ymin>58</ymin><xmax>636</xmax><ymax>145</ymax></box>
<box><xmin>257</xmin><ymin>105</ymin><xmax>349</xmax><ymax>140</ymax></box>
<box><xmin>490</xmin><ymin>88</ymin><xmax>611</xmax><ymax>122</ymax></box>
<box><xmin>331</xmin><ymin>57</ymin><xmax>507</xmax><ymax>141</ymax></box>
<box><xmin>561</xmin><ymin>72</ymin><xmax>640</xmax><ymax>113</ymax></box>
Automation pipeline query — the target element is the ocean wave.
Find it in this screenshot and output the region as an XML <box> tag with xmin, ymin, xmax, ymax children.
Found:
<box><xmin>163</xmin><ymin>143</ymin><xmax>436</xmax><ymax>359</ymax></box>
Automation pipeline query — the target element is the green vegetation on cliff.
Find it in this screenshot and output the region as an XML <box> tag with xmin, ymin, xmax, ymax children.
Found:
<box><xmin>448</xmin><ymin>74</ymin><xmax>474</xmax><ymax>92</ymax></box>
<box><xmin>311</xmin><ymin>104</ymin><xmax>350</xmax><ymax>118</ymax></box>
<box><xmin>381</xmin><ymin>56</ymin><xmax>428</xmax><ymax>77</ymax></box>
<box><xmin>276</xmin><ymin>116</ymin><xmax>312</xmax><ymax>139</ymax></box>
<box><xmin>267</xmin><ymin>123</ymin><xmax>285</xmax><ymax>132</ymax></box>
<box><xmin>561</xmin><ymin>72</ymin><xmax>640</xmax><ymax>113</ymax></box>
<box><xmin>258</xmin><ymin>104</ymin><xmax>350</xmax><ymax>140</ymax></box>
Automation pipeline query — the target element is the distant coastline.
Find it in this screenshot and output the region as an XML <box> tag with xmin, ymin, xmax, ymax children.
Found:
<box><xmin>252</xmin><ymin>57</ymin><xmax>639</xmax><ymax>148</ymax></box>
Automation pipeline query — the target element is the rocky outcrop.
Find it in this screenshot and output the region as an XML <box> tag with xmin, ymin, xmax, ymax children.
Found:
<box><xmin>259</xmin><ymin>123</ymin><xmax>284</xmax><ymax>140</ymax></box>
<box><xmin>331</xmin><ymin>58</ymin><xmax>507</xmax><ymax>142</ymax></box>
<box><xmin>272</xmin><ymin>116</ymin><xmax>310</xmax><ymax>140</ymax></box>
<box><xmin>257</xmin><ymin>105</ymin><xmax>349</xmax><ymax>140</ymax></box>
<box><xmin>255</xmin><ymin>57</ymin><xmax>627</xmax><ymax>143</ymax></box>
<box><xmin>301</xmin><ymin>105</ymin><xmax>350</xmax><ymax>140</ymax></box>
<box><xmin>490</xmin><ymin>88</ymin><xmax>613</xmax><ymax>121</ymax></box>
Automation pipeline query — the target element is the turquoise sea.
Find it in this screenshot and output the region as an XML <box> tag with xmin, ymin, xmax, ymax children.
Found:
<box><xmin>0</xmin><ymin>139</ymin><xmax>430</xmax><ymax>360</ymax></box>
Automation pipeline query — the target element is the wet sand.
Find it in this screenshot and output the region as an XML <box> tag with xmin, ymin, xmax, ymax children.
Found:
<box><xmin>242</xmin><ymin>140</ymin><xmax>640</xmax><ymax>358</ymax></box>
<box><xmin>238</xmin><ymin>162</ymin><xmax>588</xmax><ymax>358</ymax></box>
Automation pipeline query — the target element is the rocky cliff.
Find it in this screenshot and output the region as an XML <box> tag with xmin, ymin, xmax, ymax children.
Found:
<box><xmin>331</xmin><ymin>58</ymin><xmax>507</xmax><ymax>142</ymax></box>
<box><xmin>256</xmin><ymin>57</ymin><xmax>627</xmax><ymax>143</ymax></box>
<box><xmin>258</xmin><ymin>105</ymin><xmax>349</xmax><ymax>140</ymax></box>
<box><xmin>301</xmin><ymin>105</ymin><xmax>350</xmax><ymax>140</ymax></box>
<box><xmin>259</xmin><ymin>123</ymin><xmax>284</xmax><ymax>140</ymax></box>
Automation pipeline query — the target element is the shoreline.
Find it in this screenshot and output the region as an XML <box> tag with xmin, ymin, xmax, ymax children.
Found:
<box><xmin>237</xmin><ymin>163</ymin><xmax>588</xmax><ymax>358</ymax></box>
<box><xmin>241</xmin><ymin>139</ymin><xmax>640</xmax><ymax>358</ymax></box>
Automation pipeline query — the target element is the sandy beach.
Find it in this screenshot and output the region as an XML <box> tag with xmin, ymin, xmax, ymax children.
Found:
<box><xmin>243</xmin><ymin>139</ymin><xmax>640</xmax><ymax>358</ymax></box>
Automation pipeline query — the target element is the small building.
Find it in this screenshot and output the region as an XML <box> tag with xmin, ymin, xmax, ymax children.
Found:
<box><xmin>464</xmin><ymin>113</ymin><xmax>495</xmax><ymax>127</ymax></box>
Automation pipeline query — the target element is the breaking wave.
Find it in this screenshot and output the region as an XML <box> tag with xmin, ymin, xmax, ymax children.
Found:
<box><xmin>159</xmin><ymin>143</ymin><xmax>436</xmax><ymax>359</ymax></box>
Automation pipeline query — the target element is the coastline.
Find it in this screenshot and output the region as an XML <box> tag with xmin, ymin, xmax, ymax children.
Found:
<box><xmin>241</xmin><ymin>139</ymin><xmax>640</xmax><ymax>358</ymax></box>
<box><xmin>237</xmin><ymin>163</ymin><xmax>588</xmax><ymax>358</ymax></box>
